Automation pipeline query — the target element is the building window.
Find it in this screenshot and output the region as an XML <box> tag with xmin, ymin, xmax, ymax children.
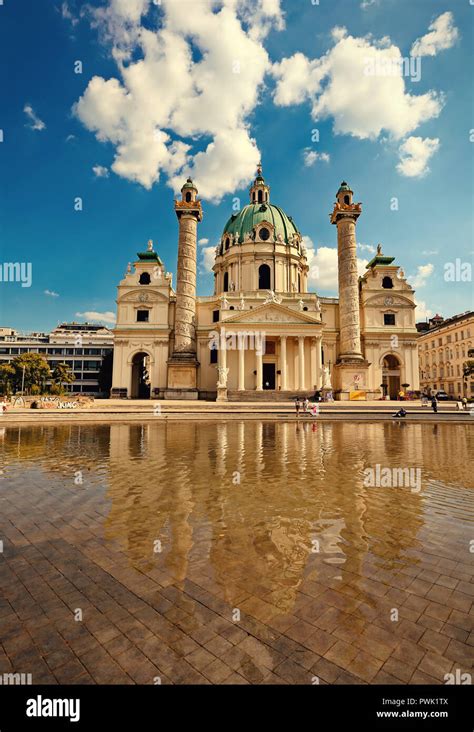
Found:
<box><xmin>344</xmin><ymin>194</ymin><xmax>350</xmax><ymax>204</ymax></box>
<box><xmin>185</xmin><ymin>192</ymin><xmax>192</xmax><ymax>203</ymax></box>
<box><xmin>384</xmin><ymin>313</ymin><xmax>396</xmax><ymax>326</ymax></box>
<box><xmin>223</xmin><ymin>272</ymin><xmax>229</xmax><ymax>292</ymax></box>
<box><xmin>139</xmin><ymin>272</ymin><xmax>151</xmax><ymax>285</ymax></box>
<box><xmin>382</xmin><ymin>276</ymin><xmax>393</xmax><ymax>289</ymax></box>
<box><xmin>258</xmin><ymin>189</ymin><xmax>263</xmax><ymax>203</ymax></box>
<box><xmin>212</xmin><ymin>310</ymin><xmax>219</xmax><ymax>323</ymax></box>
<box><xmin>225</xmin><ymin>237</ymin><xmax>230</xmax><ymax>250</ymax></box>
<box><xmin>137</xmin><ymin>310</ymin><xmax>149</xmax><ymax>322</ymax></box>
<box><xmin>258</xmin><ymin>264</ymin><xmax>271</xmax><ymax>289</ymax></box>
<box><xmin>259</xmin><ymin>227</ymin><xmax>270</xmax><ymax>241</ymax></box>
<box><xmin>210</xmin><ymin>348</ymin><xmax>218</xmax><ymax>364</ymax></box>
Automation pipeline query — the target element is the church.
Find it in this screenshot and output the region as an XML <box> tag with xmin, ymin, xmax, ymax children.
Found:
<box><xmin>111</xmin><ymin>166</ymin><xmax>420</xmax><ymax>401</ymax></box>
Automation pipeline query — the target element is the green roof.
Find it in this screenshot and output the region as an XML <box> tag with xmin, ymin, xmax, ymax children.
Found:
<box><xmin>222</xmin><ymin>203</ymin><xmax>300</xmax><ymax>245</ymax></box>
<box><xmin>337</xmin><ymin>181</ymin><xmax>352</xmax><ymax>193</ymax></box>
<box><xmin>182</xmin><ymin>178</ymin><xmax>196</xmax><ymax>190</ymax></box>
<box><xmin>137</xmin><ymin>251</ymin><xmax>162</xmax><ymax>264</ymax></box>
<box><xmin>366</xmin><ymin>254</ymin><xmax>395</xmax><ymax>268</ymax></box>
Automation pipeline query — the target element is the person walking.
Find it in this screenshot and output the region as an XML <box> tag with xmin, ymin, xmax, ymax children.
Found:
<box><xmin>295</xmin><ymin>397</ymin><xmax>301</xmax><ymax>418</ymax></box>
<box><xmin>303</xmin><ymin>397</ymin><xmax>309</xmax><ymax>413</ymax></box>
<box><xmin>431</xmin><ymin>395</ymin><xmax>438</xmax><ymax>414</ymax></box>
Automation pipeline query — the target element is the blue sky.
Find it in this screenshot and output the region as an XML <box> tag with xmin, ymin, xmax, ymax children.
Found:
<box><xmin>0</xmin><ymin>0</ymin><xmax>472</xmax><ymax>332</ymax></box>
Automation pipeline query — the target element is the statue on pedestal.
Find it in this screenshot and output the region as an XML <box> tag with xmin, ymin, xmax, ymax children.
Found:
<box><xmin>216</xmin><ymin>366</ymin><xmax>229</xmax><ymax>388</ymax></box>
<box><xmin>322</xmin><ymin>365</ymin><xmax>332</xmax><ymax>389</ymax></box>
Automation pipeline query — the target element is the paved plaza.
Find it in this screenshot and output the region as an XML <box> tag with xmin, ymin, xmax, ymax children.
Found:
<box><xmin>0</xmin><ymin>421</ymin><xmax>472</xmax><ymax>685</ymax></box>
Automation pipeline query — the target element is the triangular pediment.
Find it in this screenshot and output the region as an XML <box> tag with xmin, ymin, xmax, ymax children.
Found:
<box><xmin>221</xmin><ymin>302</ymin><xmax>320</xmax><ymax>325</ymax></box>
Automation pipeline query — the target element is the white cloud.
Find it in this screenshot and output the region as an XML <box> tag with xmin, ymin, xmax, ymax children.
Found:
<box><xmin>303</xmin><ymin>148</ymin><xmax>330</xmax><ymax>167</ymax></box>
<box><xmin>198</xmin><ymin>238</ymin><xmax>209</xmax><ymax>245</ymax></box>
<box><xmin>44</xmin><ymin>290</ymin><xmax>59</xmax><ymax>298</ymax></box>
<box><xmin>411</xmin><ymin>12</ymin><xmax>459</xmax><ymax>58</ymax></box>
<box><xmin>361</xmin><ymin>0</ymin><xmax>378</xmax><ymax>9</ymax></box>
<box><xmin>422</xmin><ymin>249</ymin><xmax>438</xmax><ymax>256</ymax></box>
<box><xmin>93</xmin><ymin>164</ymin><xmax>110</xmax><ymax>178</ymax></box>
<box><xmin>415</xmin><ymin>300</ymin><xmax>433</xmax><ymax>321</ymax></box>
<box><xmin>358</xmin><ymin>243</ymin><xmax>376</xmax><ymax>254</ymax></box>
<box><xmin>75</xmin><ymin>0</ymin><xmax>284</xmax><ymax>200</ymax></box>
<box><xmin>200</xmin><ymin>246</ymin><xmax>217</xmax><ymax>274</ymax></box>
<box><xmin>408</xmin><ymin>263</ymin><xmax>434</xmax><ymax>289</ymax></box>
<box><xmin>272</xmin><ymin>29</ymin><xmax>444</xmax><ymax>142</ymax></box>
<box><xmin>61</xmin><ymin>1</ymin><xmax>79</xmax><ymax>26</ymax></box>
<box><xmin>24</xmin><ymin>104</ymin><xmax>46</xmax><ymax>131</ymax></box>
<box><xmin>304</xmin><ymin>237</ymin><xmax>368</xmax><ymax>292</ymax></box>
<box><xmin>397</xmin><ymin>136</ymin><xmax>439</xmax><ymax>178</ymax></box>
<box><xmin>65</xmin><ymin>134</ymin><xmax>76</xmax><ymax>142</ymax></box>
<box><xmin>76</xmin><ymin>311</ymin><xmax>116</xmax><ymax>324</ymax></box>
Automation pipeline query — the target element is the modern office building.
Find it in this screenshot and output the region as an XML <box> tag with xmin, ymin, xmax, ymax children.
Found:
<box><xmin>0</xmin><ymin>322</ymin><xmax>114</xmax><ymax>396</ymax></box>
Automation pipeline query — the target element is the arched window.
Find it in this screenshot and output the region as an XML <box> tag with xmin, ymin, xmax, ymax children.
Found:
<box><xmin>258</xmin><ymin>264</ymin><xmax>271</xmax><ymax>289</ymax></box>
<box><xmin>252</xmin><ymin>192</ymin><xmax>256</xmax><ymax>203</ymax></box>
<box><xmin>258</xmin><ymin>189</ymin><xmax>263</xmax><ymax>203</ymax></box>
<box><xmin>185</xmin><ymin>192</ymin><xmax>192</xmax><ymax>203</ymax></box>
<box><xmin>298</xmin><ymin>274</ymin><xmax>301</xmax><ymax>293</ymax></box>
<box><xmin>225</xmin><ymin>237</ymin><xmax>230</xmax><ymax>250</ymax></box>
<box><xmin>223</xmin><ymin>272</ymin><xmax>229</xmax><ymax>292</ymax></box>
<box><xmin>344</xmin><ymin>195</ymin><xmax>350</xmax><ymax>205</ymax></box>
<box><xmin>382</xmin><ymin>276</ymin><xmax>393</xmax><ymax>289</ymax></box>
<box><xmin>139</xmin><ymin>272</ymin><xmax>151</xmax><ymax>285</ymax></box>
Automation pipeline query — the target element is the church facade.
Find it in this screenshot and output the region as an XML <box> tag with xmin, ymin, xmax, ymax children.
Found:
<box><xmin>111</xmin><ymin>167</ymin><xmax>419</xmax><ymax>401</ymax></box>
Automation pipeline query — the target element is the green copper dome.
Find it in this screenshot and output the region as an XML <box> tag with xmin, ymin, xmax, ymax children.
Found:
<box><xmin>337</xmin><ymin>181</ymin><xmax>352</xmax><ymax>193</ymax></box>
<box><xmin>222</xmin><ymin>203</ymin><xmax>300</xmax><ymax>245</ymax></box>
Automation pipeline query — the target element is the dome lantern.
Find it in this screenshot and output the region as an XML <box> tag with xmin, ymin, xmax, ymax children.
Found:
<box><xmin>249</xmin><ymin>162</ymin><xmax>270</xmax><ymax>205</ymax></box>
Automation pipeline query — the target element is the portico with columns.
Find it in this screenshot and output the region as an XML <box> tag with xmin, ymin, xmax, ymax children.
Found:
<box><xmin>210</xmin><ymin>303</ymin><xmax>324</xmax><ymax>395</ymax></box>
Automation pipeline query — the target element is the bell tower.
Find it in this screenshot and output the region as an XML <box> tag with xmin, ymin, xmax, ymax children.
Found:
<box><xmin>166</xmin><ymin>178</ymin><xmax>203</xmax><ymax>399</ymax></box>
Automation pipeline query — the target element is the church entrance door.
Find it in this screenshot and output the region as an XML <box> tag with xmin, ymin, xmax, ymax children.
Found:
<box><xmin>263</xmin><ymin>363</ymin><xmax>276</xmax><ymax>390</ymax></box>
<box><xmin>131</xmin><ymin>352</ymin><xmax>151</xmax><ymax>399</ymax></box>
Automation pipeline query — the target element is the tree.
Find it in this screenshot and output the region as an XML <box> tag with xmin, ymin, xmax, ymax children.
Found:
<box><xmin>0</xmin><ymin>363</ymin><xmax>15</xmax><ymax>395</ymax></box>
<box><xmin>98</xmin><ymin>351</ymin><xmax>113</xmax><ymax>396</ymax></box>
<box><xmin>10</xmin><ymin>353</ymin><xmax>51</xmax><ymax>394</ymax></box>
<box><xmin>51</xmin><ymin>362</ymin><xmax>75</xmax><ymax>394</ymax></box>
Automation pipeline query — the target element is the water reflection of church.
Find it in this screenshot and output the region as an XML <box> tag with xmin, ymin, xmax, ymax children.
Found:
<box><xmin>101</xmin><ymin>421</ymin><xmax>474</xmax><ymax>620</ymax></box>
<box><xmin>111</xmin><ymin>167</ymin><xmax>419</xmax><ymax>401</ymax></box>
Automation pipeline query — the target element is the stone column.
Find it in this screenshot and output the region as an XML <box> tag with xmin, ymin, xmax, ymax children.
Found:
<box><xmin>315</xmin><ymin>336</ymin><xmax>322</xmax><ymax>389</ymax></box>
<box><xmin>336</xmin><ymin>215</ymin><xmax>363</xmax><ymax>360</ymax></box>
<box><xmin>167</xmin><ymin>183</ymin><xmax>203</xmax><ymax>399</ymax></box>
<box><xmin>298</xmin><ymin>336</ymin><xmax>305</xmax><ymax>390</ymax></box>
<box><xmin>310</xmin><ymin>337</ymin><xmax>317</xmax><ymax>390</ymax></box>
<box><xmin>174</xmin><ymin>214</ymin><xmax>198</xmax><ymax>355</ymax></box>
<box><xmin>256</xmin><ymin>349</ymin><xmax>263</xmax><ymax>391</ymax></box>
<box><xmin>238</xmin><ymin>338</ymin><xmax>245</xmax><ymax>391</ymax></box>
<box><xmin>330</xmin><ymin>187</ymin><xmax>363</xmax><ymax>363</ymax></box>
<box><xmin>293</xmin><ymin>339</ymin><xmax>299</xmax><ymax>390</ymax></box>
<box><xmin>280</xmin><ymin>335</ymin><xmax>287</xmax><ymax>390</ymax></box>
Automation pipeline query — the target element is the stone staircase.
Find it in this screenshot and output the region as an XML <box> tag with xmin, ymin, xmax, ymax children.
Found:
<box><xmin>227</xmin><ymin>390</ymin><xmax>315</xmax><ymax>402</ymax></box>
